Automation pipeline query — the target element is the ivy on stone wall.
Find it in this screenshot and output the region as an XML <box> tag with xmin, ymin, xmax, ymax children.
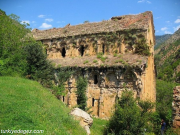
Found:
<box><xmin>135</xmin><ymin>38</ymin><xmax>150</xmax><ymax>56</ymax></box>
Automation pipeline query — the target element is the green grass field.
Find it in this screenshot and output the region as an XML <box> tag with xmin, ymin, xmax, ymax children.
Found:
<box><xmin>91</xmin><ymin>118</ymin><xmax>107</xmax><ymax>135</ymax></box>
<box><xmin>0</xmin><ymin>77</ymin><xmax>87</xmax><ymax>135</ymax></box>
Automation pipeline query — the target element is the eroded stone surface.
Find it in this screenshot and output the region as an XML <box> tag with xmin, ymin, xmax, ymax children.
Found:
<box><xmin>32</xmin><ymin>11</ymin><xmax>156</xmax><ymax>118</ymax></box>
<box><xmin>70</xmin><ymin>108</ymin><xmax>93</xmax><ymax>135</ymax></box>
<box><xmin>173</xmin><ymin>86</ymin><xmax>180</xmax><ymax>128</ymax></box>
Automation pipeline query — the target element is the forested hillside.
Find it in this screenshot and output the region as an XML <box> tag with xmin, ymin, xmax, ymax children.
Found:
<box><xmin>155</xmin><ymin>28</ymin><xmax>180</xmax><ymax>82</ymax></box>
<box><xmin>155</xmin><ymin>34</ymin><xmax>171</xmax><ymax>50</ymax></box>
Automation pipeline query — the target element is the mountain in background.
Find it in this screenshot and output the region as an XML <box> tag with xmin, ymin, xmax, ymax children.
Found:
<box><xmin>155</xmin><ymin>34</ymin><xmax>172</xmax><ymax>50</ymax></box>
<box><xmin>155</xmin><ymin>28</ymin><xmax>180</xmax><ymax>83</ymax></box>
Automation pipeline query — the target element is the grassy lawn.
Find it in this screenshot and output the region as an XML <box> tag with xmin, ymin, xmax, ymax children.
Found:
<box><xmin>91</xmin><ymin>117</ymin><xmax>107</xmax><ymax>135</ymax></box>
<box><xmin>0</xmin><ymin>77</ymin><xmax>86</xmax><ymax>135</ymax></box>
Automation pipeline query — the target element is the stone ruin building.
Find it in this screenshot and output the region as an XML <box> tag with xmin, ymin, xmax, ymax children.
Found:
<box><xmin>32</xmin><ymin>11</ymin><xmax>156</xmax><ymax>118</ymax></box>
<box><xmin>173</xmin><ymin>86</ymin><xmax>180</xmax><ymax>128</ymax></box>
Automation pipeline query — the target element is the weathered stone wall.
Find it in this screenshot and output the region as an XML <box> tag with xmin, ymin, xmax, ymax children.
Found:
<box><xmin>173</xmin><ymin>86</ymin><xmax>180</xmax><ymax>128</ymax></box>
<box><xmin>140</xmin><ymin>16</ymin><xmax>156</xmax><ymax>102</ymax></box>
<box><xmin>32</xmin><ymin>11</ymin><xmax>156</xmax><ymax>118</ymax></box>
<box><xmin>40</xmin><ymin>30</ymin><xmax>147</xmax><ymax>59</ymax></box>
<box><xmin>61</xmin><ymin>66</ymin><xmax>146</xmax><ymax>118</ymax></box>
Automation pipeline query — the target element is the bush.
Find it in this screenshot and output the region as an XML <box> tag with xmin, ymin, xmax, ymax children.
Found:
<box><xmin>0</xmin><ymin>11</ymin><xmax>30</xmax><ymax>76</ymax></box>
<box><xmin>23</xmin><ymin>42</ymin><xmax>54</xmax><ymax>87</ymax></box>
<box><xmin>54</xmin><ymin>67</ymin><xmax>73</xmax><ymax>97</ymax></box>
<box><xmin>135</xmin><ymin>38</ymin><xmax>150</xmax><ymax>56</ymax></box>
<box><xmin>156</xmin><ymin>80</ymin><xmax>178</xmax><ymax>126</ymax></box>
<box><xmin>104</xmin><ymin>90</ymin><xmax>154</xmax><ymax>135</ymax></box>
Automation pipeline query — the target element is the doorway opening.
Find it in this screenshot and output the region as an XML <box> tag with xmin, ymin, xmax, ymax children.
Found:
<box><xmin>62</xmin><ymin>47</ymin><xmax>66</xmax><ymax>57</ymax></box>
<box><xmin>80</xmin><ymin>45</ymin><xmax>84</xmax><ymax>56</ymax></box>
<box><xmin>94</xmin><ymin>75</ymin><xmax>98</xmax><ymax>84</ymax></box>
<box><xmin>92</xmin><ymin>98</ymin><xmax>95</xmax><ymax>106</ymax></box>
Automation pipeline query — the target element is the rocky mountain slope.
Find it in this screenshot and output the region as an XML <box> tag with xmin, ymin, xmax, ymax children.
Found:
<box><xmin>155</xmin><ymin>34</ymin><xmax>171</xmax><ymax>49</ymax></box>
<box><xmin>155</xmin><ymin>28</ymin><xmax>180</xmax><ymax>83</ymax></box>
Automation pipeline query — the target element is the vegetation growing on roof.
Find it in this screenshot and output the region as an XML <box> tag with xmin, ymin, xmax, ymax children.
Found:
<box><xmin>97</xmin><ymin>52</ymin><xmax>108</xmax><ymax>62</ymax></box>
<box><xmin>135</xmin><ymin>38</ymin><xmax>150</xmax><ymax>56</ymax></box>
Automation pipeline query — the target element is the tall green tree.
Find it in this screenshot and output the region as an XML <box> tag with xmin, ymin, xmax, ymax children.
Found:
<box><xmin>23</xmin><ymin>42</ymin><xmax>54</xmax><ymax>87</ymax></box>
<box><xmin>156</xmin><ymin>80</ymin><xmax>177</xmax><ymax>125</ymax></box>
<box><xmin>76</xmin><ymin>76</ymin><xmax>87</xmax><ymax>110</ymax></box>
<box><xmin>105</xmin><ymin>90</ymin><xmax>154</xmax><ymax>135</ymax></box>
<box><xmin>0</xmin><ymin>9</ymin><xmax>31</xmax><ymax>76</ymax></box>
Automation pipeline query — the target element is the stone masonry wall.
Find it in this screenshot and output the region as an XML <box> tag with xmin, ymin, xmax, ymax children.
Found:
<box><xmin>61</xmin><ymin>66</ymin><xmax>146</xmax><ymax>118</ymax></box>
<box><xmin>32</xmin><ymin>11</ymin><xmax>156</xmax><ymax>118</ymax></box>
<box><xmin>173</xmin><ymin>86</ymin><xmax>180</xmax><ymax>128</ymax></box>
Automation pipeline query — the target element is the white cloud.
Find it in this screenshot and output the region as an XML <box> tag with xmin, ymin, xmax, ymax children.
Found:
<box><xmin>137</xmin><ymin>0</ymin><xmax>151</xmax><ymax>4</ymax></box>
<box><xmin>173</xmin><ymin>25</ymin><xmax>180</xmax><ymax>31</ymax></box>
<box><xmin>161</xmin><ymin>27</ymin><xmax>168</xmax><ymax>31</ymax></box>
<box><xmin>175</xmin><ymin>19</ymin><xmax>180</xmax><ymax>23</ymax></box>
<box><xmin>155</xmin><ymin>17</ymin><xmax>161</xmax><ymax>19</ymax></box>
<box><xmin>147</xmin><ymin>1</ymin><xmax>151</xmax><ymax>4</ymax></box>
<box><xmin>164</xmin><ymin>31</ymin><xmax>172</xmax><ymax>34</ymax></box>
<box><xmin>166</xmin><ymin>21</ymin><xmax>170</xmax><ymax>23</ymax></box>
<box><xmin>21</xmin><ymin>20</ymin><xmax>30</xmax><ymax>24</ymax></box>
<box><xmin>38</xmin><ymin>15</ymin><xmax>45</xmax><ymax>18</ymax></box>
<box><xmin>39</xmin><ymin>23</ymin><xmax>52</xmax><ymax>29</ymax></box>
<box><xmin>57</xmin><ymin>21</ymin><xmax>65</xmax><ymax>23</ymax></box>
<box><xmin>138</xmin><ymin>0</ymin><xmax>145</xmax><ymax>3</ymax></box>
<box><xmin>32</xmin><ymin>21</ymin><xmax>36</xmax><ymax>23</ymax></box>
<box><xmin>45</xmin><ymin>18</ymin><xmax>53</xmax><ymax>22</ymax></box>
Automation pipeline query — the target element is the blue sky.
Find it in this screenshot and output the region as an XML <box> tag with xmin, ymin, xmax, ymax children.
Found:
<box><xmin>0</xmin><ymin>0</ymin><xmax>180</xmax><ymax>35</ymax></box>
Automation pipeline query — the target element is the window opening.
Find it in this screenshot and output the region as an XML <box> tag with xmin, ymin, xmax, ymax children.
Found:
<box><xmin>102</xmin><ymin>44</ymin><xmax>105</xmax><ymax>54</ymax></box>
<box><xmin>92</xmin><ymin>98</ymin><xmax>95</xmax><ymax>106</ymax></box>
<box><xmin>46</xmin><ymin>49</ymin><xmax>47</xmax><ymax>55</ymax></box>
<box><xmin>94</xmin><ymin>75</ymin><xmax>98</xmax><ymax>84</ymax></box>
<box><xmin>80</xmin><ymin>45</ymin><xmax>84</xmax><ymax>56</ymax></box>
<box><xmin>63</xmin><ymin>96</ymin><xmax>65</xmax><ymax>102</ymax></box>
<box><xmin>62</xmin><ymin>47</ymin><xmax>66</xmax><ymax>57</ymax></box>
<box><xmin>50</xmin><ymin>40</ymin><xmax>53</xmax><ymax>45</ymax></box>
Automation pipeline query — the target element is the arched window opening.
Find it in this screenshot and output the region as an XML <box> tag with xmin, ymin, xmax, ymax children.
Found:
<box><xmin>92</xmin><ymin>98</ymin><xmax>95</xmax><ymax>106</ymax></box>
<box><xmin>50</xmin><ymin>40</ymin><xmax>53</xmax><ymax>45</ymax></box>
<box><xmin>80</xmin><ymin>45</ymin><xmax>85</xmax><ymax>56</ymax></box>
<box><xmin>102</xmin><ymin>44</ymin><xmax>105</xmax><ymax>54</ymax></box>
<box><xmin>62</xmin><ymin>47</ymin><xmax>66</xmax><ymax>57</ymax></box>
<box><xmin>94</xmin><ymin>75</ymin><xmax>98</xmax><ymax>84</ymax></box>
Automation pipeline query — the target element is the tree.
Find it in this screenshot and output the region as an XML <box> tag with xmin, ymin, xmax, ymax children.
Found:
<box><xmin>105</xmin><ymin>90</ymin><xmax>154</xmax><ymax>135</ymax></box>
<box><xmin>23</xmin><ymin>42</ymin><xmax>54</xmax><ymax>87</ymax></box>
<box><xmin>156</xmin><ymin>80</ymin><xmax>177</xmax><ymax>126</ymax></box>
<box><xmin>0</xmin><ymin>10</ymin><xmax>31</xmax><ymax>76</ymax></box>
<box><xmin>54</xmin><ymin>67</ymin><xmax>73</xmax><ymax>97</ymax></box>
<box><xmin>76</xmin><ymin>76</ymin><xmax>87</xmax><ymax>110</ymax></box>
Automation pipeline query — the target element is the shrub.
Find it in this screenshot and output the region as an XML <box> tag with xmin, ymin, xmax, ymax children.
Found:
<box><xmin>135</xmin><ymin>38</ymin><xmax>150</xmax><ymax>56</ymax></box>
<box><xmin>23</xmin><ymin>42</ymin><xmax>54</xmax><ymax>87</ymax></box>
<box><xmin>104</xmin><ymin>90</ymin><xmax>154</xmax><ymax>135</ymax></box>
